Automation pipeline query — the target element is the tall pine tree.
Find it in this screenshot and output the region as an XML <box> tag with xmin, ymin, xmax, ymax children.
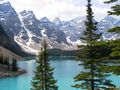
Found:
<box><xmin>31</xmin><ymin>40</ymin><xmax>58</xmax><ymax>90</ymax></box>
<box><xmin>72</xmin><ymin>0</ymin><xmax>113</xmax><ymax>90</ymax></box>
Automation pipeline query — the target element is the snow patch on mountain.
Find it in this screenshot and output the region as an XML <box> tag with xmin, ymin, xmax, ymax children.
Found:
<box><xmin>0</xmin><ymin>2</ymin><xmax>120</xmax><ymax>54</ymax></box>
<box><xmin>41</xmin><ymin>28</ymin><xmax>47</xmax><ymax>37</ymax></box>
<box><xmin>14</xmin><ymin>36</ymin><xmax>40</xmax><ymax>54</ymax></box>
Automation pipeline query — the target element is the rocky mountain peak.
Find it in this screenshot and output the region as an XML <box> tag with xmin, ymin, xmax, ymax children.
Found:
<box><xmin>0</xmin><ymin>2</ymin><xmax>15</xmax><ymax>14</ymax></box>
<box><xmin>19</xmin><ymin>10</ymin><xmax>41</xmax><ymax>36</ymax></box>
<box><xmin>40</xmin><ymin>17</ymin><xmax>50</xmax><ymax>22</ymax></box>
<box><xmin>20</xmin><ymin>10</ymin><xmax>35</xmax><ymax>19</ymax></box>
<box><xmin>53</xmin><ymin>17</ymin><xmax>62</xmax><ymax>26</ymax></box>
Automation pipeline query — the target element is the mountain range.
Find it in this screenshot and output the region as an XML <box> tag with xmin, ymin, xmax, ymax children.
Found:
<box><xmin>0</xmin><ymin>2</ymin><xmax>120</xmax><ymax>54</ymax></box>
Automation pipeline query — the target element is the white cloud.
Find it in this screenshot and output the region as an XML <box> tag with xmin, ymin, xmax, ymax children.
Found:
<box><xmin>8</xmin><ymin>0</ymin><xmax>110</xmax><ymax>21</ymax></box>
<box><xmin>93</xmin><ymin>6</ymin><xmax>110</xmax><ymax>21</ymax></box>
<box><xmin>38</xmin><ymin>1</ymin><xmax>86</xmax><ymax>21</ymax></box>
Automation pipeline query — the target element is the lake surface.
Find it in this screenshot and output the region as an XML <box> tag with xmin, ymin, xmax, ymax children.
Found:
<box><xmin>0</xmin><ymin>57</ymin><xmax>120</xmax><ymax>90</ymax></box>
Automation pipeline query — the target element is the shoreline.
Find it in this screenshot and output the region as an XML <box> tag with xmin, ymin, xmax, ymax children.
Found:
<box><xmin>0</xmin><ymin>68</ymin><xmax>26</xmax><ymax>79</ymax></box>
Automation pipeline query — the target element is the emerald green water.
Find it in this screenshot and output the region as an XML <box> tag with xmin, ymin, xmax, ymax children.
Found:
<box><xmin>0</xmin><ymin>58</ymin><xmax>120</xmax><ymax>90</ymax></box>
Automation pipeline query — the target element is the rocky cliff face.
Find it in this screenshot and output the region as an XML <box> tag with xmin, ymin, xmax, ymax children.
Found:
<box><xmin>98</xmin><ymin>16</ymin><xmax>120</xmax><ymax>40</ymax></box>
<box><xmin>0</xmin><ymin>24</ymin><xmax>8</xmax><ymax>46</ymax></box>
<box><xmin>0</xmin><ymin>23</ymin><xmax>31</xmax><ymax>57</ymax></box>
<box><xmin>0</xmin><ymin>2</ymin><xmax>71</xmax><ymax>53</ymax></box>
<box><xmin>19</xmin><ymin>10</ymin><xmax>42</xmax><ymax>42</ymax></box>
<box><xmin>0</xmin><ymin>2</ymin><xmax>23</xmax><ymax>38</ymax></box>
<box><xmin>40</xmin><ymin>17</ymin><xmax>68</xmax><ymax>44</ymax></box>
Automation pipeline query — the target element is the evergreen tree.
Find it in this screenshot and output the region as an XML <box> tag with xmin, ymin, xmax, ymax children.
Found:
<box><xmin>101</xmin><ymin>2</ymin><xmax>120</xmax><ymax>89</ymax></box>
<box><xmin>6</xmin><ymin>57</ymin><xmax>10</xmax><ymax>70</ymax></box>
<box><xmin>3</xmin><ymin>57</ymin><xmax>10</xmax><ymax>70</ymax></box>
<box><xmin>104</xmin><ymin>0</ymin><xmax>120</xmax><ymax>16</ymax></box>
<box><xmin>4</xmin><ymin>57</ymin><xmax>8</xmax><ymax>65</ymax></box>
<box><xmin>12</xmin><ymin>58</ymin><xmax>18</xmax><ymax>72</ymax></box>
<box><xmin>7</xmin><ymin>59</ymin><xmax>10</xmax><ymax>70</ymax></box>
<box><xmin>0</xmin><ymin>54</ymin><xmax>4</xmax><ymax>64</ymax></box>
<box><xmin>72</xmin><ymin>0</ymin><xmax>113</xmax><ymax>90</ymax></box>
<box><xmin>31</xmin><ymin>40</ymin><xmax>58</xmax><ymax>90</ymax></box>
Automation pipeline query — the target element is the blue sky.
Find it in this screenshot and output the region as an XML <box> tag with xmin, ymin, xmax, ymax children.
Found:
<box><xmin>7</xmin><ymin>0</ymin><xmax>112</xmax><ymax>21</ymax></box>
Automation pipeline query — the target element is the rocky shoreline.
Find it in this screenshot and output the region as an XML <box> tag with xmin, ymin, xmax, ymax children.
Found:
<box><xmin>0</xmin><ymin>64</ymin><xmax>26</xmax><ymax>78</ymax></box>
<box><xmin>0</xmin><ymin>69</ymin><xmax>26</xmax><ymax>78</ymax></box>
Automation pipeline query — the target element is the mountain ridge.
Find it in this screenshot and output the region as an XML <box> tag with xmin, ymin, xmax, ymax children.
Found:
<box><xmin>0</xmin><ymin>2</ymin><xmax>120</xmax><ymax>54</ymax></box>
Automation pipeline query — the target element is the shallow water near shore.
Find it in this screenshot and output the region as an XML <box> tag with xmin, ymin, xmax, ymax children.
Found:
<box><xmin>0</xmin><ymin>57</ymin><xmax>120</xmax><ymax>90</ymax></box>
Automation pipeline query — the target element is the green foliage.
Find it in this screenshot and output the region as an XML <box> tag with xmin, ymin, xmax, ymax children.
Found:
<box><xmin>4</xmin><ymin>57</ymin><xmax>8</xmax><ymax>65</ymax></box>
<box><xmin>72</xmin><ymin>0</ymin><xmax>111</xmax><ymax>90</ymax></box>
<box><xmin>74</xmin><ymin>0</ymin><xmax>120</xmax><ymax>89</ymax></box>
<box><xmin>105</xmin><ymin>0</ymin><xmax>120</xmax><ymax>59</ymax></box>
<box><xmin>72</xmin><ymin>0</ymin><xmax>120</xmax><ymax>89</ymax></box>
<box><xmin>0</xmin><ymin>55</ymin><xmax>10</xmax><ymax>70</ymax></box>
<box><xmin>96</xmin><ymin>40</ymin><xmax>120</xmax><ymax>78</ymax></box>
<box><xmin>4</xmin><ymin>57</ymin><xmax>10</xmax><ymax>70</ymax></box>
<box><xmin>104</xmin><ymin>0</ymin><xmax>120</xmax><ymax>34</ymax></box>
<box><xmin>110</xmin><ymin>51</ymin><xmax>120</xmax><ymax>58</ymax></box>
<box><xmin>7</xmin><ymin>59</ymin><xmax>10</xmax><ymax>70</ymax></box>
<box><xmin>108</xmin><ymin>27</ymin><xmax>120</xmax><ymax>33</ymax></box>
<box><xmin>96</xmin><ymin>40</ymin><xmax>120</xmax><ymax>59</ymax></box>
<box><xmin>48</xmin><ymin>49</ymin><xmax>81</xmax><ymax>56</ymax></box>
<box><xmin>74</xmin><ymin>72</ymin><xmax>91</xmax><ymax>81</ymax></box>
<box><xmin>109</xmin><ymin>40</ymin><xmax>120</xmax><ymax>59</ymax></box>
<box><xmin>108</xmin><ymin>4</ymin><xmax>120</xmax><ymax>15</ymax></box>
<box><xmin>31</xmin><ymin>40</ymin><xmax>58</xmax><ymax>90</ymax></box>
<box><xmin>104</xmin><ymin>0</ymin><xmax>118</xmax><ymax>3</ymax></box>
<box><xmin>78</xmin><ymin>44</ymin><xmax>111</xmax><ymax>60</ymax></box>
<box><xmin>0</xmin><ymin>54</ymin><xmax>4</xmax><ymax>64</ymax></box>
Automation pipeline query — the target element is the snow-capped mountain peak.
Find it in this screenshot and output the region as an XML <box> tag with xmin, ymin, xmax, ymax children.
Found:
<box><xmin>0</xmin><ymin>2</ymin><xmax>120</xmax><ymax>54</ymax></box>
<box><xmin>53</xmin><ymin>17</ymin><xmax>62</xmax><ymax>25</ymax></box>
<box><xmin>40</xmin><ymin>17</ymin><xmax>50</xmax><ymax>22</ymax></box>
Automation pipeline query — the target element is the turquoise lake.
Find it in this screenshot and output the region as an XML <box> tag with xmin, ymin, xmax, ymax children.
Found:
<box><xmin>0</xmin><ymin>57</ymin><xmax>120</xmax><ymax>90</ymax></box>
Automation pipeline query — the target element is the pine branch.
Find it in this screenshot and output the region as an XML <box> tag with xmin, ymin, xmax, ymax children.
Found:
<box><xmin>108</xmin><ymin>27</ymin><xmax>120</xmax><ymax>33</ymax></box>
<box><xmin>108</xmin><ymin>4</ymin><xmax>120</xmax><ymax>15</ymax></box>
<box><xmin>104</xmin><ymin>0</ymin><xmax>118</xmax><ymax>3</ymax></box>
